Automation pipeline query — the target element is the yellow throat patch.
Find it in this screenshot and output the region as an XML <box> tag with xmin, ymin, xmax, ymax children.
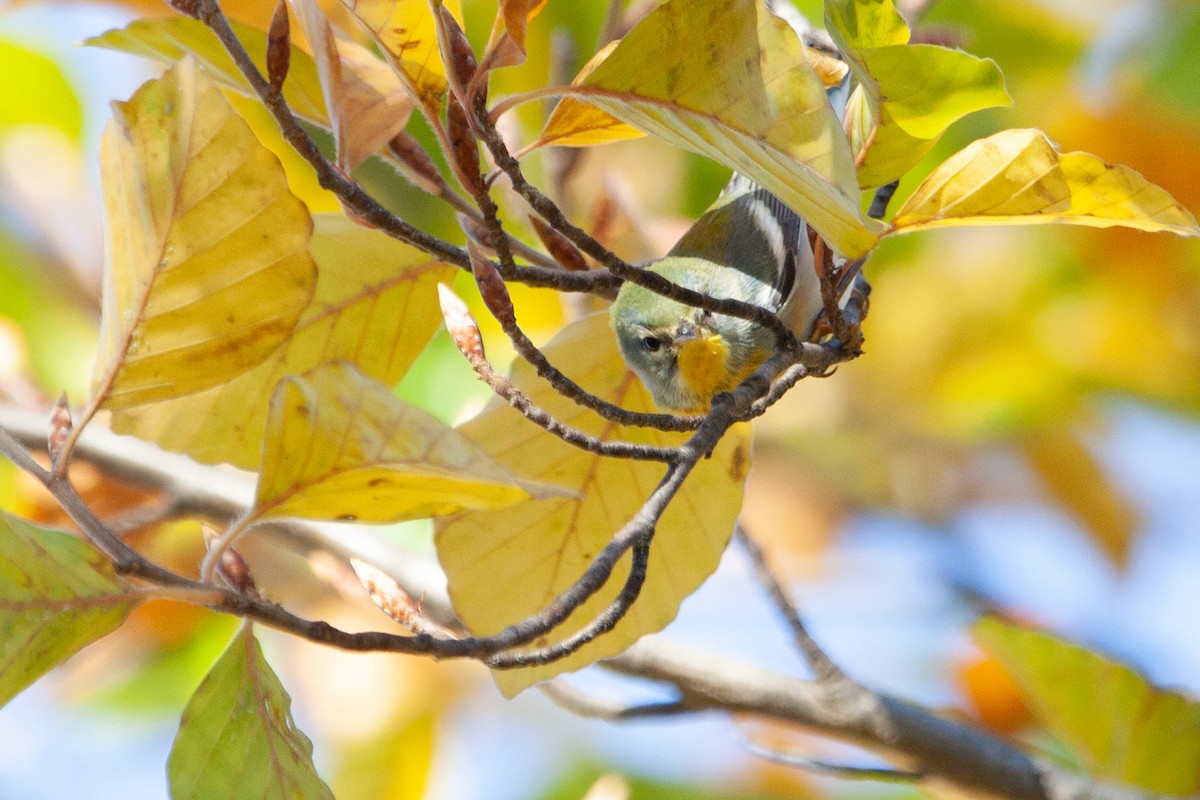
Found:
<box><xmin>677</xmin><ymin>334</ymin><xmax>730</xmax><ymax>406</ymax></box>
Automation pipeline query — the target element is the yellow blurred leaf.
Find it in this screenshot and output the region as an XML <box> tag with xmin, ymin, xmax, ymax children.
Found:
<box><xmin>1021</xmin><ymin>429</ymin><xmax>1139</xmax><ymax>568</ymax></box>
<box><xmin>975</xmin><ymin>618</ymin><xmax>1200</xmax><ymax>793</ymax></box>
<box><xmin>0</xmin><ymin>40</ymin><xmax>83</xmax><ymax>140</ymax></box>
<box><xmin>292</xmin><ymin>0</ymin><xmax>413</xmax><ymax>169</ymax></box>
<box><xmin>255</xmin><ymin>362</ymin><xmax>530</xmax><ymax>522</ymax></box>
<box><xmin>112</xmin><ymin>214</ymin><xmax>455</xmax><ymax>468</ymax></box>
<box><xmin>435</xmin><ymin>314</ymin><xmax>751</xmax><ymax>695</ymax></box>
<box><xmin>536</xmin><ymin>0</ymin><xmax>881</xmax><ymax>258</ymax></box>
<box><xmin>93</xmin><ymin>57</ymin><xmax>315</xmax><ymax>410</ymax></box>
<box><xmin>341</xmin><ymin>0</ymin><xmax>462</xmax><ymax>110</ymax></box>
<box><xmin>889</xmin><ymin>129</ymin><xmax>1200</xmax><ymax>236</ymax></box>
<box><xmin>86</xmin><ymin>18</ymin><xmax>328</xmax><ymax>124</ymax></box>
<box><xmin>480</xmin><ymin>0</ymin><xmax>547</xmax><ymax>71</ymax></box>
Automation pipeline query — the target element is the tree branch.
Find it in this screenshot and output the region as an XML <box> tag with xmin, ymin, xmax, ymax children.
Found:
<box><xmin>0</xmin><ymin>404</ymin><xmax>1169</xmax><ymax>800</ymax></box>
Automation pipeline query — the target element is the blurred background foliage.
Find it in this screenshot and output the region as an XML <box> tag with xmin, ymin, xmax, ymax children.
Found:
<box><xmin>0</xmin><ymin>0</ymin><xmax>1198</xmax><ymax>798</ymax></box>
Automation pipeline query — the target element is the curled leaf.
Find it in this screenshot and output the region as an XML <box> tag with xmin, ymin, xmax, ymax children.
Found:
<box><xmin>889</xmin><ymin>129</ymin><xmax>1200</xmax><ymax>236</ymax></box>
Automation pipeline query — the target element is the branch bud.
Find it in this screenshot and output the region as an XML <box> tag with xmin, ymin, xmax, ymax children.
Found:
<box><xmin>530</xmin><ymin>216</ymin><xmax>589</xmax><ymax>272</ymax></box>
<box><xmin>387</xmin><ymin>130</ymin><xmax>449</xmax><ymax>196</ymax></box>
<box><xmin>47</xmin><ymin>392</ymin><xmax>71</xmax><ymax>466</ymax></box>
<box><xmin>202</xmin><ymin>525</ymin><xmax>257</xmax><ymax>594</ymax></box>
<box><xmin>351</xmin><ymin>558</ymin><xmax>455</xmax><ymax>638</ymax></box>
<box><xmin>267</xmin><ymin>0</ymin><xmax>291</xmax><ymax>92</ymax></box>
<box><xmin>467</xmin><ymin>241</ymin><xmax>517</xmax><ymax>328</ymax></box>
<box><xmin>437</xmin><ymin>284</ymin><xmax>487</xmax><ymax>368</ymax></box>
<box><xmin>446</xmin><ymin>95</ymin><xmax>482</xmax><ymax>194</ymax></box>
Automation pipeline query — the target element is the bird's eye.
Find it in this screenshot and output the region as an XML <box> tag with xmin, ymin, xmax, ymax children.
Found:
<box><xmin>640</xmin><ymin>336</ymin><xmax>662</xmax><ymax>353</ymax></box>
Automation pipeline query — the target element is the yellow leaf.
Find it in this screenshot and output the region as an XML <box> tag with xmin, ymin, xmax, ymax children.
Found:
<box><xmin>435</xmin><ymin>314</ymin><xmax>752</xmax><ymax>695</ymax></box>
<box><xmin>93</xmin><ymin>57</ymin><xmax>315</xmax><ymax>410</ymax></box>
<box><xmin>255</xmin><ymin>362</ymin><xmax>530</xmax><ymax>522</ymax></box>
<box><xmin>890</xmin><ymin>129</ymin><xmax>1200</xmax><ymax>236</ymax></box>
<box><xmin>86</xmin><ymin>18</ymin><xmax>329</xmax><ymax>126</ymax></box>
<box><xmin>536</xmin><ymin>0</ymin><xmax>881</xmax><ymax>258</ymax></box>
<box><xmin>533</xmin><ymin>41</ymin><xmax>643</xmax><ymax>148</ymax></box>
<box><xmin>341</xmin><ymin>0</ymin><xmax>462</xmax><ymax>109</ymax></box>
<box><xmin>1022</xmin><ymin>429</ymin><xmax>1140</xmax><ymax>569</ymax></box>
<box><xmin>292</xmin><ymin>0</ymin><xmax>414</xmax><ymax>169</ymax></box>
<box><xmin>112</xmin><ymin>214</ymin><xmax>454</xmax><ymax>468</ymax></box>
<box><xmin>975</xmin><ymin>618</ymin><xmax>1200</xmax><ymax>793</ymax></box>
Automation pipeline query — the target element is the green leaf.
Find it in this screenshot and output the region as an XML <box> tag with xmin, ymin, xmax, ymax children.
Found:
<box><xmin>889</xmin><ymin>128</ymin><xmax>1200</xmax><ymax>236</ymax></box>
<box><xmin>974</xmin><ymin>618</ymin><xmax>1200</xmax><ymax>792</ymax></box>
<box><xmin>94</xmin><ymin>56</ymin><xmax>316</xmax><ymax>410</ymax></box>
<box><xmin>824</xmin><ymin>0</ymin><xmax>910</xmax><ymax>49</ymax></box>
<box><xmin>255</xmin><ymin>362</ymin><xmax>531</xmax><ymax>523</ymax></box>
<box><xmin>537</xmin><ymin>0</ymin><xmax>882</xmax><ymax>258</ymax></box>
<box><xmin>85</xmin><ymin>18</ymin><xmax>328</xmax><ymax>124</ymax></box>
<box><xmin>0</xmin><ymin>512</ymin><xmax>139</xmax><ymax>708</ymax></box>
<box><xmin>169</xmin><ymin>626</ymin><xmax>334</xmax><ymax>800</ymax></box>
<box><xmin>111</xmin><ymin>214</ymin><xmax>454</xmax><ymax>469</ymax></box>
<box><xmin>826</xmin><ymin>0</ymin><xmax>1010</xmax><ymax>188</ymax></box>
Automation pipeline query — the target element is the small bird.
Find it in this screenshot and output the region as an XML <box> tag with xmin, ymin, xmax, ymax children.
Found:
<box><xmin>609</xmin><ymin>174</ymin><xmax>828</xmax><ymax>412</ymax></box>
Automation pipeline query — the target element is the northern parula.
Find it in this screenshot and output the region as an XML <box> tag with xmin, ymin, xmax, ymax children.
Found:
<box><xmin>610</xmin><ymin>64</ymin><xmax>853</xmax><ymax>412</ymax></box>
<box><xmin>610</xmin><ymin>174</ymin><xmax>826</xmax><ymax>412</ymax></box>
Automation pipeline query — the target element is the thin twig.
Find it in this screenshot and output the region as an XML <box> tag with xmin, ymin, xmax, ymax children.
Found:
<box><xmin>737</xmin><ymin>733</ymin><xmax>924</xmax><ymax>783</ymax></box>
<box><xmin>734</xmin><ymin>525</ymin><xmax>846</xmax><ymax>683</ymax></box>
<box><xmin>539</xmin><ymin>680</ymin><xmax>693</xmax><ymax>721</ymax></box>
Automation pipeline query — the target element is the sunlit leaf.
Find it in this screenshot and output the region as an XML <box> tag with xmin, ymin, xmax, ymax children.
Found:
<box><xmin>436</xmin><ymin>314</ymin><xmax>752</xmax><ymax>695</ymax></box>
<box><xmin>168</xmin><ymin>626</ymin><xmax>334</xmax><ymax>800</ymax></box>
<box><xmin>536</xmin><ymin>0</ymin><xmax>881</xmax><ymax>258</ymax></box>
<box><xmin>480</xmin><ymin>0</ymin><xmax>548</xmax><ymax>71</ymax></box>
<box><xmin>824</xmin><ymin>0</ymin><xmax>909</xmax><ymax>48</ymax></box>
<box><xmin>112</xmin><ymin>214</ymin><xmax>454</xmax><ymax>468</ymax></box>
<box><xmin>533</xmin><ymin>42</ymin><xmax>642</xmax><ymax>148</ymax></box>
<box><xmin>340</xmin><ymin>0</ymin><xmax>462</xmax><ymax>110</ymax></box>
<box><xmin>93</xmin><ymin>57</ymin><xmax>315</xmax><ymax>410</ymax></box>
<box><xmin>889</xmin><ymin>129</ymin><xmax>1200</xmax><ymax>236</ymax></box>
<box><xmin>86</xmin><ymin>18</ymin><xmax>328</xmax><ymax>124</ymax></box>
<box><xmin>825</xmin><ymin>0</ymin><xmax>1010</xmax><ymax>188</ymax></box>
<box><xmin>975</xmin><ymin>618</ymin><xmax>1200</xmax><ymax>793</ymax></box>
<box><xmin>0</xmin><ymin>512</ymin><xmax>139</xmax><ymax>708</ymax></box>
<box><xmin>255</xmin><ymin>362</ymin><xmax>530</xmax><ymax>522</ymax></box>
<box><xmin>292</xmin><ymin>0</ymin><xmax>413</xmax><ymax>169</ymax></box>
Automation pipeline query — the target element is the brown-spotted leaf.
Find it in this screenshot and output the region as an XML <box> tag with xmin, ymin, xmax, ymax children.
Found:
<box><xmin>536</xmin><ymin>0</ymin><xmax>880</xmax><ymax>258</ymax></box>
<box><xmin>0</xmin><ymin>512</ymin><xmax>140</xmax><ymax>708</ymax></box>
<box><xmin>340</xmin><ymin>0</ymin><xmax>462</xmax><ymax>111</ymax></box>
<box><xmin>889</xmin><ymin>128</ymin><xmax>1200</xmax><ymax>236</ymax></box>
<box><xmin>255</xmin><ymin>362</ymin><xmax>530</xmax><ymax>523</ymax></box>
<box><xmin>93</xmin><ymin>57</ymin><xmax>315</xmax><ymax>410</ymax></box>
<box><xmin>112</xmin><ymin>214</ymin><xmax>454</xmax><ymax>468</ymax></box>
<box><xmin>435</xmin><ymin>314</ymin><xmax>752</xmax><ymax>695</ymax></box>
